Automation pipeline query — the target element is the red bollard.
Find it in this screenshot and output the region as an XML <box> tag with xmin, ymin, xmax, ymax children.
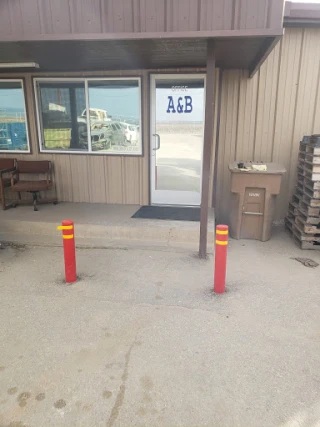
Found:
<box><xmin>57</xmin><ymin>219</ymin><xmax>77</xmax><ymax>284</ymax></box>
<box><xmin>214</xmin><ymin>224</ymin><xmax>228</xmax><ymax>294</ymax></box>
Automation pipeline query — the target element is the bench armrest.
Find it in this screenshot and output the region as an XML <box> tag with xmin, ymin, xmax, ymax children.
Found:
<box><xmin>0</xmin><ymin>167</ymin><xmax>16</xmax><ymax>177</ymax></box>
<box><xmin>10</xmin><ymin>170</ymin><xmax>19</xmax><ymax>187</ymax></box>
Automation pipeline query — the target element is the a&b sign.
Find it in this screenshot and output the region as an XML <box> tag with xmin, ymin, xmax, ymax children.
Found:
<box><xmin>166</xmin><ymin>96</ymin><xmax>193</xmax><ymax>114</ymax></box>
<box><xmin>166</xmin><ymin>85</ymin><xmax>193</xmax><ymax>114</ymax></box>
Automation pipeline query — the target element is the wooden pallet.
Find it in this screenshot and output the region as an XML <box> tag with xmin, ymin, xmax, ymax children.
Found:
<box><xmin>295</xmin><ymin>216</ymin><xmax>320</xmax><ymax>234</ymax></box>
<box><xmin>306</xmin><ymin>144</ymin><xmax>320</xmax><ymax>156</ymax></box>
<box><xmin>288</xmin><ymin>201</ymin><xmax>299</xmax><ymax>216</ymax></box>
<box><xmin>298</xmin><ymin>151</ymin><xmax>306</xmax><ymax>163</ymax></box>
<box><xmin>292</xmin><ymin>234</ymin><xmax>320</xmax><ymax>250</ymax></box>
<box><xmin>284</xmin><ymin>216</ymin><xmax>294</xmax><ymax>232</ymax></box>
<box><xmin>297</xmin><ymin>206</ymin><xmax>320</xmax><ymax>225</ymax></box>
<box><xmin>306</xmin><ymin>153</ymin><xmax>320</xmax><ymax>164</ymax></box>
<box><xmin>287</xmin><ymin>211</ymin><xmax>295</xmax><ymax>223</ymax></box>
<box><xmin>304</xmin><ymin>184</ymin><xmax>320</xmax><ymax>199</ymax></box>
<box><xmin>298</xmin><ymin>198</ymin><xmax>320</xmax><ymax>216</ymax></box>
<box><xmin>304</xmin><ymin>177</ymin><xmax>320</xmax><ymax>191</ymax></box>
<box><xmin>302</xmin><ymin>192</ymin><xmax>320</xmax><ymax>207</ymax></box>
<box><xmin>295</xmin><ymin>181</ymin><xmax>320</xmax><ymax>199</ymax></box>
<box><xmin>296</xmin><ymin>180</ymin><xmax>304</xmax><ymax>191</ymax></box>
<box><xmin>304</xmin><ymin>160</ymin><xmax>320</xmax><ymax>173</ymax></box>
<box><xmin>297</xmin><ymin>165</ymin><xmax>320</xmax><ymax>181</ymax></box>
<box><xmin>292</xmin><ymin>222</ymin><xmax>320</xmax><ymax>241</ymax></box>
<box><xmin>295</xmin><ymin>186</ymin><xmax>304</xmax><ymax>199</ymax></box>
<box><xmin>292</xmin><ymin>193</ymin><xmax>301</xmax><ymax>206</ymax></box>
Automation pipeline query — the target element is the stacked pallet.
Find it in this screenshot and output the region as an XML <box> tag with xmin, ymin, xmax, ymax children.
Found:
<box><xmin>285</xmin><ymin>135</ymin><xmax>320</xmax><ymax>250</ymax></box>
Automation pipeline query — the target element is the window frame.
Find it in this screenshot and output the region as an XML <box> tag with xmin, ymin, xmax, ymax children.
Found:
<box><xmin>0</xmin><ymin>78</ymin><xmax>31</xmax><ymax>154</ymax></box>
<box><xmin>34</xmin><ymin>77</ymin><xmax>142</xmax><ymax>156</ymax></box>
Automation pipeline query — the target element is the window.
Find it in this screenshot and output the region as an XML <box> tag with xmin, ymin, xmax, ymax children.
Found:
<box><xmin>36</xmin><ymin>81</ymin><xmax>87</xmax><ymax>151</ymax></box>
<box><xmin>0</xmin><ymin>80</ymin><xmax>30</xmax><ymax>153</ymax></box>
<box><xmin>35</xmin><ymin>78</ymin><xmax>142</xmax><ymax>155</ymax></box>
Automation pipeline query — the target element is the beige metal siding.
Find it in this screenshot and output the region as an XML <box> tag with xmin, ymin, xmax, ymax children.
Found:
<box><xmin>215</xmin><ymin>27</ymin><xmax>320</xmax><ymax>222</ymax></box>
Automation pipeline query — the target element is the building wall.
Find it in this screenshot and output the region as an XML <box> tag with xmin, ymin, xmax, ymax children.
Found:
<box><xmin>0</xmin><ymin>70</ymin><xmax>150</xmax><ymax>205</ymax></box>
<box><xmin>215</xmin><ymin>27</ymin><xmax>320</xmax><ymax>222</ymax></box>
<box><xmin>0</xmin><ymin>67</ymin><xmax>218</xmax><ymax>206</ymax></box>
<box><xmin>2</xmin><ymin>27</ymin><xmax>319</xmax><ymax>215</ymax></box>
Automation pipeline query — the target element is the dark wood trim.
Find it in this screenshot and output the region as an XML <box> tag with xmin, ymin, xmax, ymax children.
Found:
<box><xmin>212</xmin><ymin>69</ymin><xmax>223</xmax><ymax>209</ymax></box>
<box><xmin>69</xmin><ymin>87</ymin><xmax>80</xmax><ymax>149</ymax></box>
<box><xmin>0</xmin><ymin>28</ymin><xmax>284</xmax><ymax>43</ymax></box>
<box><xmin>249</xmin><ymin>35</ymin><xmax>282</xmax><ymax>78</ymax></box>
<box><xmin>199</xmin><ymin>40</ymin><xmax>216</xmax><ymax>259</ymax></box>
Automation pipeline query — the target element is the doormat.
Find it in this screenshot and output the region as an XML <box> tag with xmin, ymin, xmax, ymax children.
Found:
<box><xmin>132</xmin><ymin>206</ymin><xmax>200</xmax><ymax>221</ymax></box>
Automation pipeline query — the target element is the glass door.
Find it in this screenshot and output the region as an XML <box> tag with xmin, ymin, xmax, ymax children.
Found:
<box><xmin>150</xmin><ymin>74</ymin><xmax>205</xmax><ymax>206</ymax></box>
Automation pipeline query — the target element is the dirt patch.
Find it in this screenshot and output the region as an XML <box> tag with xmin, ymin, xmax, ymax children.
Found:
<box><xmin>1</xmin><ymin>243</ymin><xmax>27</xmax><ymax>252</ymax></box>
<box><xmin>140</xmin><ymin>376</ymin><xmax>153</xmax><ymax>391</ymax></box>
<box><xmin>7</xmin><ymin>422</ymin><xmax>30</xmax><ymax>427</ymax></box>
<box><xmin>35</xmin><ymin>393</ymin><xmax>45</xmax><ymax>401</ymax></box>
<box><xmin>17</xmin><ymin>392</ymin><xmax>31</xmax><ymax>407</ymax></box>
<box><xmin>103</xmin><ymin>391</ymin><xmax>112</xmax><ymax>399</ymax></box>
<box><xmin>7</xmin><ymin>387</ymin><xmax>18</xmax><ymax>395</ymax></box>
<box><xmin>54</xmin><ymin>399</ymin><xmax>66</xmax><ymax>409</ymax></box>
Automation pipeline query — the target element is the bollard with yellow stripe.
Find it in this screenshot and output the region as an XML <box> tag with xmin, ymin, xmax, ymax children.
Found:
<box><xmin>57</xmin><ymin>219</ymin><xmax>77</xmax><ymax>284</ymax></box>
<box><xmin>214</xmin><ymin>224</ymin><xmax>229</xmax><ymax>294</ymax></box>
<box><xmin>216</xmin><ymin>226</ymin><xmax>228</xmax><ymax>246</ymax></box>
<box><xmin>57</xmin><ymin>224</ymin><xmax>74</xmax><ymax>239</ymax></box>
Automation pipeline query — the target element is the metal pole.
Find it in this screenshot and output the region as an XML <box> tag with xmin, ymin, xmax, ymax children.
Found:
<box><xmin>199</xmin><ymin>40</ymin><xmax>216</xmax><ymax>258</ymax></box>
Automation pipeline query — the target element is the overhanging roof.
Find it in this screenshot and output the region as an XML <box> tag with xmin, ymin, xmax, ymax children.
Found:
<box><xmin>0</xmin><ymin>0</ymin><xmax>285</xmax><ymax>76</ymax></box>
<box><xmin>0</xmin><ymin>32</ymin><xmax>282</xmax><ymax>76</ymax></box>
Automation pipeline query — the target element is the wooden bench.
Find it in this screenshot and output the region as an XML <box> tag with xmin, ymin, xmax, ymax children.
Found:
<box><xmin>0</xmin><ymin>158</ymin><xmax>16</xmax><ymax>210</ymax></box>
<box><xmin>11</xmin><ymin>160</ymin><xmax>58</xmax><ymax>211</ymax></box>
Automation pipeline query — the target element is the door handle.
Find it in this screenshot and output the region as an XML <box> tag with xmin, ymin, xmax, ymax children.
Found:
<box><xmin>153</xmin><ymin>133</ymin><xmax>160</xmax><ymax>150</ymax></box>
<box><xmin>243</xmin><ymin>212</ymin><xmax>263</xmax><ymax>216</ymax></box>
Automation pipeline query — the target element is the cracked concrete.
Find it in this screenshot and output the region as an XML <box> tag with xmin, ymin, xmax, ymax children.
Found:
<box><xmin>106</xmin><ymin>335</ymin><xmax>140</xmax><ymax>427</ymax></box>
<box><xmin>0</xmin><ymin>226</ymin><xmax>320</xmax><ymax>427</ymax></box>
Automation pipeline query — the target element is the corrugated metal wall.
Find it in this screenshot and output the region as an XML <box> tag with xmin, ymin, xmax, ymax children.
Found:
<box><xmin>215</xmin><ymin>27</ymin><xmax>320</xmax><ymax>222</ymax></box>
<box><xmin>0</xmin><ymin>0</ymin><xmax>283</xmax><ymax>38</ymax></box>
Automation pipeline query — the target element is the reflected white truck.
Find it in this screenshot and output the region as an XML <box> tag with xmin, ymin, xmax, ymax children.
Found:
<box><xmin>120</xmin><ymin>122</ymin><xmax>139</xmax><ymax>144</ymax></box>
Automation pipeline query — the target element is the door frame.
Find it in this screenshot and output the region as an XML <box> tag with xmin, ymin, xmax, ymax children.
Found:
<box><xmin>150</xmin><ymin>73</ymin><xmax>206</xmax><ymax>206</ymax></box>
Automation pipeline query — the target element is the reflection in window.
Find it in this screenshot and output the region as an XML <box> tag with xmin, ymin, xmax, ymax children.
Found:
<box><xmin>37</xmin><ymin>82</ymin><xmax>87</xmax><ymax>151</ymax></box>
<box><xmin>87</xmin><ymin>80</ymin><xmax>140</xmax><ymax>153</ymax></box>
<box><xmin>35</xmin><ymin>78</ymin><xmax>142</xmax><ymax>155</ymax></box>
<box><xmin>0</xmin><ymin>80</ymin><xmax>29</xmax><ymax>152</ymax></box>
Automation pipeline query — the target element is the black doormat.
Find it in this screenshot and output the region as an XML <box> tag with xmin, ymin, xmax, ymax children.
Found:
<box><xmin>132</xmin><ymin>206</ymin><xmax>200</xmax><ymax>221</ymax></box>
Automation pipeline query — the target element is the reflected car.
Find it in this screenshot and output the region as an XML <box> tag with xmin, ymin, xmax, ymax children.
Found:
<box><xmin>110</xmin><ymin>122</ymin><xmax>126</xmax><ymax>146</ymax></box>
<box><xmin>91</xmin><ymin>128</ymin><xmax>112</xmax><ymax>151</ymax></box>
<box><xmin>79</xmin><ymin>122</ymin><xmax>126</xmax><ymax>150</ymax></box>
<box><xmin>81</xmin><ymin>108</ymin><xmax>109</xmax><ymax>122</ymax></box>
<box><xmin>120</xmin><ymin>122</ymin><xmax>138</xmax><ymax>143</ymax></box>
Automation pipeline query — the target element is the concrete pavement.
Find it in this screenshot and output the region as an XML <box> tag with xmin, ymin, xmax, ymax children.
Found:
<box><xmin>0</xmin><ymin>227</ymin><xmax>320</xmax><ymax>427</ymax></box>
<box><xmin>0</xmin><ymin>203</ymin><xmax>215</xmax><ymax>250</ymax></box>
